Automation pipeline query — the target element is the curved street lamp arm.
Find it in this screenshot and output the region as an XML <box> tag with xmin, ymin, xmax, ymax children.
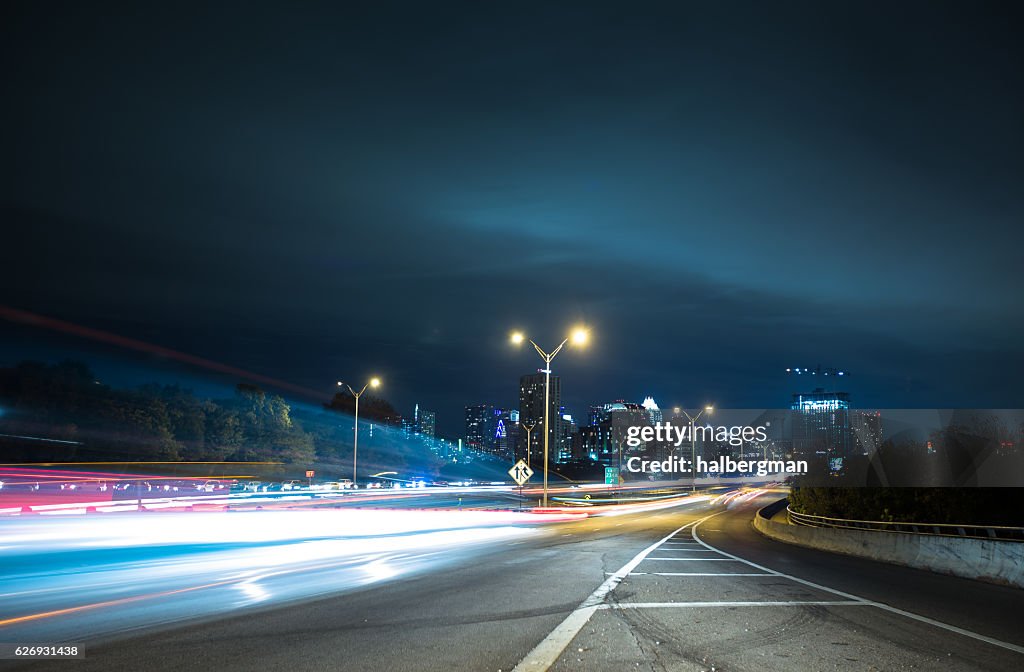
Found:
<box><xmin>549</xmin><ymin>338</ymin><xmax>569</xmax><ymax>361</ymax></box>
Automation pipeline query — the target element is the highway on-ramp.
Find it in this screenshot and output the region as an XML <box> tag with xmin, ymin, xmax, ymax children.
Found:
<box><xmin>3</xmin><ymin>491</ymin><xmax>1022</xmax><ymax>671</ymax></box>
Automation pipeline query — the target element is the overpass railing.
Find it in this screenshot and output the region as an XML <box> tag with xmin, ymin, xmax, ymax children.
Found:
<box><xmin>786</xmin><ymin>505</ymin><xmax>1024</xmax><ymax>542</ymax></box>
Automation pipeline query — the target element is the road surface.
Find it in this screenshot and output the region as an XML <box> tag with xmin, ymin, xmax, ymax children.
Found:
<box><xmin>2</xmin><ymin>491</ymin><xmax>1022</xmax><ymax>671</ymax></box>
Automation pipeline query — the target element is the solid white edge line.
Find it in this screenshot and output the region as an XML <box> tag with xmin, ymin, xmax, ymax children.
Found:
<box><xmin>603</xmin><ymin>601</ymin><xmax>868</xmax><ymax>609</ymax></box>
<box><xmin>645</xmin><ymin>557</ymin><xmax>740</xmax><ymax>561</ymax></box>
<box><xmin>692</xmin><ymin>519</ymin><xmax>1024</xmax><ymax>656</ymax></box>
<box><xmin>511</xmin><ymin>512</ymin><xmax>722</xmax><ymax>672</ymax></box>
<box><xmin>631</xmin><ymin>572</ymin><xmax>773</xmax><ymax>577</ymax></box>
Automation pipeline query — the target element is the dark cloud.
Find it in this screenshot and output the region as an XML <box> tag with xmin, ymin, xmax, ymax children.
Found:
<box><xmin>3</xmin><ymin>1</ymin><xmax>1023</xmax><ymax>433</ymax></box>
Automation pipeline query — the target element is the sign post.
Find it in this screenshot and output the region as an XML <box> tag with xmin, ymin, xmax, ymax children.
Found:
<box><xmin>306</xmin><ymin>469</ymin><xmax>315</xmax><ymax>488</ymax></box>
<box><xmin>508</xmin><ymin>459</ymin><xmax>534</xmax><ymax>510</ymax></box>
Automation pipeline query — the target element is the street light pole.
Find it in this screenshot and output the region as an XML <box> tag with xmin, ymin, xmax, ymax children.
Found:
<box><xmin>511</xmin><ymin>328</ymin><xmax>588</xmax><ymax>508</ymax></box>
<box><xmin>339</xmin><ymin>377</ymin><xmax>381</xmax><ymax>488</ymax></box>
<box><xmin>535</xmin><ymin>341</ymin><xmax>562</xmax><ymax>509</ymax></box>
<box><xmin>521</xmin><ymin>422</ymin><xmax>536</xmax><ymax>469</ymax></box>
<box><xmin>679</xmin><ymin>406</ymin><xmax>714</xmax><ymax>492</ymax></box>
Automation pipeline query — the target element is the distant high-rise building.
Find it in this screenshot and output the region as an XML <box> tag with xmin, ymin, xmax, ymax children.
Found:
<box><xmin>852</xmin><ymin>410</ymin><xmax>882</xmax><ymax>455</ymax></box>
<box><xmin>518</xmin><ymin>373</ymin><xmax>560</xmax><ymax>464</ymax></box>
<box><xmin>791</xmin><ymin>388</ymin><xmax>853</xmax><ymax>469</ymax></box>
<box><xmin>418</xmin><ymin>409</ymin><xmax>436</xmax><ymax>437</ymax></box>
<box><xmin>465</xmin><ymin>404</ymin><xmax>494</xmax><ymax>450</ymax></box>
<box><xmin>558</xmin><ymin>411</ymin><xmax>577</xmax><ymax>462</ymax></box>
<box><xmin>465</xmin><ymin>404</ymin><xmax>520</xmax><ymax>458</ymax></box>
<box><xmin>579</xmin><ymin>401</ymin><xmax>652</xmax><ymax>467</ymax></box>
<box><xmin>409</xmin><ymin>404</ymin><xmax>436</xmax><ymax>437</ymax></box>
<box><xmin>493</xmin><ymin>408</ymin><xmax>519</xmax><ymax>459</ymax></box>
<box><xmin>641</xmin><ymin>397</ymin><xmax>663</xmax><ymax>425</ymax></box>
<box><xmin>574</xmin><ymin>422</ymin><xmax>614</xmax><ymax>464</ymax></box>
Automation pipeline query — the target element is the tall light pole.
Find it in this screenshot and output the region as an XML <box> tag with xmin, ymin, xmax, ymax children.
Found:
<box><xmin>521</xmin><ymin>421</ymin><xmax>537</xmax><ymax>468</ymax></box>
<box><xmin>510</xmin><ymin>327</ymin><xmax>589</xmax><ymax>507</ymax></box>
<box><xmin>678</xmin><ymin>405</ymin><xmax>714</xmax><ymax>492</ymax></box>
<box><xmin>338</xmin><ymin>377</ymin><xmax>381</xmax><ymax>488</ymax></box>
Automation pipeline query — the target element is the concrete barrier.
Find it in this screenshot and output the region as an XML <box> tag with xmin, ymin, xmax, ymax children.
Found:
<box><xmin>753</xmin><ymin>499</ymin><xmax>1024</xmax><ymax>589</ymax></box>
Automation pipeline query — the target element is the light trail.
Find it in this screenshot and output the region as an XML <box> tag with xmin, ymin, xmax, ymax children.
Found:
<box><xmin>0</xmin><ymin>485</ymin><xmax>719</xmax><ymax>644</ymax></box>
<box><xmin>0</xmin><ymin>508</ymin><xmax>584</xmax><ymax>641</ymax></box>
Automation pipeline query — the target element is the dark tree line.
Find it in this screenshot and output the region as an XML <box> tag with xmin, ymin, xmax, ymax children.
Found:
<box><xmin>324</xmin><ymin>390</ymin><xmax>400</xmax><ymax>425</ymax></box>
<box><xmin>788</xmin><ymin>487</ymin><xmax>1023</xmax><ymax>527</ymax></box>
<box><xmin>788</xmin><ymin>411</ymin><xmax>1024</xmax><ymax>525</ymax></box>
<box><xmin>0</xmin><ymin>360</ymin><xmax>512</xmax><ymax>481</ymax></box>
<box><xmin>0</xmin><ymin>361</ymin><xmax>314</xmax><ymax>464</ymax></box>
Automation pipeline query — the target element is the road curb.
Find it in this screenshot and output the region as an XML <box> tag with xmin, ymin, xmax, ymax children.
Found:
<box><xmin>753</xmin><ymin>499</ymin><xmax>1024</xmax><ymax>589</ymax></box>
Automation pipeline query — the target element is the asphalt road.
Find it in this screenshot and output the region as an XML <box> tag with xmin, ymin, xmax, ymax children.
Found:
<box><xmin>4</xmin><ymin>492</ymin><xmax>1023</xmax><ymax>671</ymax></box>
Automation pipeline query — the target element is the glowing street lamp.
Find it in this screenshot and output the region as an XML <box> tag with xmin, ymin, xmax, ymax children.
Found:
<box><xmin>338</xmin><ymin>377</ymin><xmax>381</xmax><ymax>487</ymax></box>
<box><xmin>678</xmin><ymin>405</ymin><xmax>713</xmax><ymax>491</ymax></box>
<box><xmin>510</xmin><ymin>326</ymin><xmax>590</xmax><ymax>507</ymax></box>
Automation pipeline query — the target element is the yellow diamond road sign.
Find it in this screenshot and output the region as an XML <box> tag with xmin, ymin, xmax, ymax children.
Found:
<box><xmin>508</xmin><ymin>459</ymin><xmax>534</xmax><ymax>486</ymax></box>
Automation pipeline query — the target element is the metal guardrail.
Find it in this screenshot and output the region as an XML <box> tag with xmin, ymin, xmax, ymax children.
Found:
<box><xmin>786</xmin><ymin>505</ymin><xmax>1024</xmax><ymax>542</ymax></box>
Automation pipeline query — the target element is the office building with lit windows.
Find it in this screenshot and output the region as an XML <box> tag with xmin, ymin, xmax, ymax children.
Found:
<box><xmin>465</xmin><ymin>404</ymin><xmax>494</xmax><ymax>450</ymax></box>
<box><xmin>641</xmin><ymin>396</ymin><xmax>662</xmax><ymax>425</ymax></box>
<box><xmin>852</xmin><ymin>410</ymin><xmax>882</xmax><ymax>456</ymax></box>
<box><xmin>493</xmin><ymin>408</ymin><xmax>519</xmax><ymax>459</ymax></box>
<box><xmin>791</xmin><ymin>388</ymin><xmax>853</xmax><ymax>468</ymax></box>
<box><xmin>417</xmin><ymin>409</ymin><xmax>436</xmax><ymax>437</ymax></box>
<box><xmin>518</xmin><ymin>373</ymin><xmax>560</xmax><ymax>464</ymax></box>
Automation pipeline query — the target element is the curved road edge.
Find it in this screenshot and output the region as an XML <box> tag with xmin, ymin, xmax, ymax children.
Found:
<box><xmin>752</xmin><ymin>497</ymin><xmax>1024</xmax><ymax>589</ymax></box>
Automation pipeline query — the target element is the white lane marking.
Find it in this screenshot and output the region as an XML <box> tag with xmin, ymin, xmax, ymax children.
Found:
<box><xmin>645</xmin><ymin>557</ymin><xmax>740</xmax><ymax>561</ymax></box>
<box><xmin>603</xmin><ymin>601</ymin><xmax>868</xmax><ymax>609</ymax></box>
<box><xmin>629</xmin><ymin>572</ymin><xmax>772</xmax><ymax>577</ymax></box>
<box><xmin>868</xmin><ymin>602</ymin><xmax>1024</xmax><ymax>655</ymax></box>
<box><xmin>511</xmin><ymin>512</ymin><xmax>721</xmax><ymax>672</ymax></box>
<box><xmin>693</xmin><ymin>520</ymin><xmax>1024</xmax><ymax>656</ymax></box>
<box><xmin>650</xmin><ymin>548</ymin><xmax>719</xmax><ymax>552</ymax></box>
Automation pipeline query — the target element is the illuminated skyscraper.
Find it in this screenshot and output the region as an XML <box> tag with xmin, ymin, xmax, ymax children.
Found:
<box><xmin>493</xmin><ymin>408</ymin><xmax>519</xmax><ymax>459</ymax></box>
<box><xmin>418</xmin><ymin>409</ymin><xmax>436</xmax><ymax>437</ymax></box>
<box><xmin>558</xmin><ymin>411</ymin><xmax>577</xmax><ymax>461</ymax></box>
<box><xmin>518</xmin><ymin>373</ymin><xmax>560</xmax><ymax>464</ymax></box>
<box><xmin>791</xmin><ymin>388</ymin><xmax>853</xmax><ymax>469</ymax></box>
<box><xmin>852</xmin><ymin>410</ymin><xmax>882</xmax><ymax>455</ymax></box>
<box><xmin>465</xmin><ymin>404</ymin><xmax>494</xmax><ymax>450</ymax></box>
<box><xmin>641</xmin><ymin>396</ymin><xmax>662</xmax><ymax>425</ymax></box>
<box><xmin>579</xmin><ymin>401</ymin><xmax>651</xmax><ymax>467</ymax></box>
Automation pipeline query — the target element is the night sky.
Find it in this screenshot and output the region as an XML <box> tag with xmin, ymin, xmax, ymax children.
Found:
<box><xmin>3</xmin><ymin>2</ymin><xmax>1023</xmax><ymax>435</ymax></box>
